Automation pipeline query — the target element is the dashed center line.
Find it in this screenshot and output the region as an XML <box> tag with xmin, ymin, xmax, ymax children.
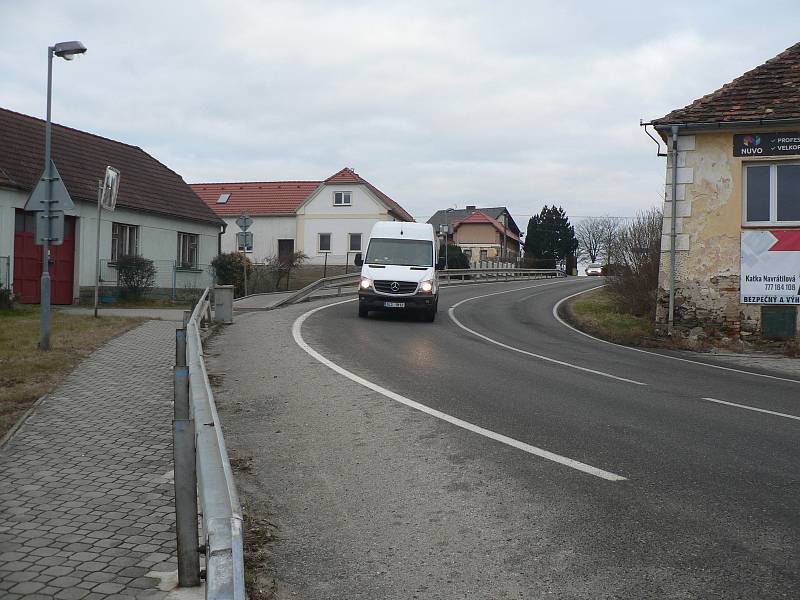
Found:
<box><xmin>702</xmin><ymin>397</ymin><xmax>800</xmax><ymax>421</ymax></box>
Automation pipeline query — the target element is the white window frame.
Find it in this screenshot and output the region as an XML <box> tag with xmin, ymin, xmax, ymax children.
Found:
<box><xmin>333</xmin><ymin>191</ymin><xmax>352</xmax><ymax>206</ymax></box>
<box><xmin>111</xmin><ymin>222</ymin><xmax>139</xmax><ymax>262</ymax></box>
<box><xmin>348</xmin><ymin>233</ymin><xmax>362</xmax><ymax>252</ymax></box>
<box><xmin>743</xmin><ymin>161</ymin><xmax>800</xmax><ymax>227</ymax></box>
<box><xmin>177</xmin><ymin>232</ymin><xmax>199</xmax><ymax>269</ymax></box>
<box><xmin>318</xmin><ymin>232</ymin><xmax>332</xmax><ymax>253</ymax></box>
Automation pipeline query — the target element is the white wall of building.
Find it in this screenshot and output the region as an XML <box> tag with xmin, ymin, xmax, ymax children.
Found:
<box><xmin>219</xmin><ymin>215</ymin><xmax>296</xmax><ymax>262</ymax></box>
<box><xmin>296</xmin><ymin>184</ymin><xmax>397</xmax><ymax>265</ymax></box>
<box><xmin>0</xmin><ymin>187</ymin><xmax>220</xmax><ymax>300</ymax></box>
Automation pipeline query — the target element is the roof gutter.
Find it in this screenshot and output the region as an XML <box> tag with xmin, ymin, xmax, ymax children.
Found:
<box><xmin>645</xmin><ymin>116</ymin><xmax>800</xmax><ymax>133</ymax></box>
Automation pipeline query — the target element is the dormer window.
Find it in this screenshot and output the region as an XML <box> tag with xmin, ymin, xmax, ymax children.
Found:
<box><xmin>333</xmin><ymin>191</ymin><xmax>352</xmax><ymax>206</ymax></box>
<box><xmin>217</xmin><ymin>193</ymin><xmax>231</xmax><ymax>204</ymax></box>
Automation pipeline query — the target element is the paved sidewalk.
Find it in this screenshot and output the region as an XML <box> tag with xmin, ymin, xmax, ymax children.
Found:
<box><xmin>0</xmin><ymin>321</ymin><xmax>189</xmax><ymax>599</ymax></box>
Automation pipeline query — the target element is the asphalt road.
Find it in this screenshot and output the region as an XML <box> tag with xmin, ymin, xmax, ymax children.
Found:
<box><xmin>212</xmin><ymin>278</ymin><xmax>800</xmax><ymax>599</ymax></box>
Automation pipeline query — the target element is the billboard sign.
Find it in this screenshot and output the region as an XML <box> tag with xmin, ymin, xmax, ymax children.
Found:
<box><xmin>734</xmin><ymin>133</ymin><xmax>800</xmax><ymax>157</ymax></box>
<box><xmin>740</xmin><ymin>230</ymin><xmax>800</xmax><ymax>304</ymax></box>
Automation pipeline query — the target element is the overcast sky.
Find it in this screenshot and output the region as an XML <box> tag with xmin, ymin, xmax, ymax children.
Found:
<box><xmin>3</xmin><ymin>1</ymin><xmax>800</xmax><ymax>224</ymax></box>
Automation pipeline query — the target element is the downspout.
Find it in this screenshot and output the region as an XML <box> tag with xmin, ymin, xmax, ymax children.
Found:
<box><xmin>668</xmin><ymin>125</ymin><xmax>679</xmax><ymax>331</ymax></box>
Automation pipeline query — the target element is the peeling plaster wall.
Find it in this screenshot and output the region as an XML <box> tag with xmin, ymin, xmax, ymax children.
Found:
<box><xmin>656</xmin><ymin>131</ymin><xmax>764</xmax><ymax>333</ymax></box>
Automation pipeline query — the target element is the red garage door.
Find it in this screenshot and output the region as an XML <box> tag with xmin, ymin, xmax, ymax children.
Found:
<box><xmin>13</xmin><ymin>210</ymin><xmax>76</xmax><ymax>305</ymax></box>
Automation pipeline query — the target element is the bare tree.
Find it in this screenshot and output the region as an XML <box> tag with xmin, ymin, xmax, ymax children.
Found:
<box><xmin>575</xmin><ymin>216</ymin><xmax>622</xmax><ymax>265</ymax></box>
<box><xmin>606</xmin><ymin>207</ymin><xmax>663</xmax><ymax>317</ymax></box>
<box><xmin>575</xmin><ymin>218</ymin><xmax>605</xmax><ymax>263</ymax></box>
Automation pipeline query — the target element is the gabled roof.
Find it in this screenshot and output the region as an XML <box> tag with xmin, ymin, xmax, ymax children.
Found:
<box><xmin>453</xmin><ymin>210</ymin><xmax>520</xmax><ymax>242</ymax></box>
<box><xmin>0</xmin><ymin>107</ymin><xmax>223</xmax><ymax>226</ymax></box>
<box><xmin>192</xmin><ymin>167</ymin><xmax>414</xmax><ymax>222</ymax></box>
<box><xmin>428</xmin><ymin>206</ymin><xmax>520</xmax><ymax>235</ymax></box>
<box><xmin>653</xmin><ymin>41</ymin><xmax>800</xmax><ymax>128</ymax></box>
<box><xmin>191</xmin><ymin>181</ymin><xmax>320</xmax><ymax>216</ymax></box>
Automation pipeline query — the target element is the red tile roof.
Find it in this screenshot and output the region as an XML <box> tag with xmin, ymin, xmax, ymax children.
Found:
<box><xmin>0</xmin><ymin>107</ymin><xmax>223</xmax><ymax>226</ymax></box>
<box><xmin>654</xmin><ymin>42</ymin><xmax>800</xmax><ymax>127</ymax></box>
<box><xmin>191</xmin><ymin>181</ymin><xmax>321</xmax><ymax>216</ymax></box>
<box><xmin>193</xmin><ymin>167</ymin><xmax>414</xmax><ymax>222</ymax></box>
<box><xmin>454</xmin><ymin>210</ymin><xmax>520</xmax><ymax>242</ymax></box>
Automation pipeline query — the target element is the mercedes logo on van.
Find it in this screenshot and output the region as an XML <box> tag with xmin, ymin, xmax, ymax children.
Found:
<box><xmin>390</xmin><ymin>281</ymin><xmax>400</xmax><ymax>292</ymax></box>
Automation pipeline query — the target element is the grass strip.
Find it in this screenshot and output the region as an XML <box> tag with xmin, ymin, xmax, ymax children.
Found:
<box><xmin>564</xmin><ymin>286</ymin><xmax>655</xmax><ymax>345</ymax></box>
<box><xmin>0</xmin><ymin>306</ymin><xmax>146</xmax><ymax>437</ymax></box>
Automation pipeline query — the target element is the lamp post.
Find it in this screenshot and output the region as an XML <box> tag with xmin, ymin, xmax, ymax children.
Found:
<box><xmin>39</xmin><ymin>40</ymin><xmax>86</xmax><ymax>350</ymax></box>
<box><xmin>445</xmin><ymin>208</ymin><xmax>454</xmax><ymax>270</ymax></box>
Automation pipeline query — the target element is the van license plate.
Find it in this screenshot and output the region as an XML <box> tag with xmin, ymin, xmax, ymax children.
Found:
<box><xmin>384</xmin><ymin>301</ymin><xmax>405</xmax><ymax>308</ymax></box>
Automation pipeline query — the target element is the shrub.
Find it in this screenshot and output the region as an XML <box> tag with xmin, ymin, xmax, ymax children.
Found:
<box><xmin>116</xmin><ymin>255</ymin><xmax>156</xmax><ymax>299</ymax></box>
<box><xmin>0</xmin><ymin>286</ymin><xmax>17</xmax><ymax>309</ymax></box>
<box><xmin>440</xmin><ymin>244</ymin><xmax>470</xmax><ymax>269</ymax></box>
<box><xmin>523</xmin><ymin>256</ymin><xmax>557</xmax><ymax>269</ymax></box>
<box><xmin>606</xmin><ymin>207</ymin><xmax>662</xmax><ymax>317</ymax></box>
<box><xmin>212</xmin><ymin>252</ymin><xmax>253</xmax><ymax>297</ymax></box>
<box><xmin>267</xmin><ymin>251</ymin><xmax>309</xmax><ymax>291</ymax></box>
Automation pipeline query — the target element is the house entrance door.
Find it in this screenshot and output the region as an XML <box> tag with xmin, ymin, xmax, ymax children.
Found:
<box><xmin>13</xmin><ymin>210</ymin><xmax>76</xmax><ymax>304</ymax></box>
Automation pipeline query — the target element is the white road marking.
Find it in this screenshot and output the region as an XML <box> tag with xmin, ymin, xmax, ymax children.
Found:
<box><xmin>292</xmin><ymin>299</ymin><xmax>627</xmax><ymax>482</ymax></box>
<box><xmin>552</xmin><ymin>286</ymin><xmax>800</xmax><ymax>386</ymax></box>
<box><xmin>702</xmin><ymin>397</ymin><xmax>800</xmax><ymax>421</ymax></box>
<box><xmin>448</xmin><ymin>283</ymin><xmax>647</xmax><ymax>386</ymax></box>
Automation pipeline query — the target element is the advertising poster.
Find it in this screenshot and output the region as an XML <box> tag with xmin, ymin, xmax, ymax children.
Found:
<box><xmin>740</xmin><ymin>230</ymin><xmax>800</xmax><ymax>304</ymax></box>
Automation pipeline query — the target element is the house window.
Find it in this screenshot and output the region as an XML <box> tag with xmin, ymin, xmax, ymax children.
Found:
<box><xmin>236</xmin><ymin>232</ymin><xmax>252</xmax><ymax>253</ymax></box>
<box><xmin>463</xmin><ymin>249</ymin><xmax>472</xmax><ymax>259</ymax></box>
<box><xmin>318</xmin><ymin>233</ymin><xmax>331</xmax><ymax>253</ymax></box>
<box><xmin>177</xmin><ymin>232</ymin><xmax>199</xmax><ymax>268</ymax></box>
<box><xmin>216</xmin><ymin>193</ymin><xmax>231</xmax><ymax>204</ymax></box>
<box><xmin>333</xmin><ymin>191</ymin><xmax>352</xmax><ymax>206</ymax></box>
<box><xmin>111</xmin><ymin>222</ymin><xmax>138</xmax><ymax>262</ymax></box>
<box><xmin>480</xmin><ymin>249</ymin><xmax>488</xmax><ymax>261</ymax></box>
<box><xmin>744</xmin><ymin>163</ymin><xmax>800</xmax><ymax>224</ymax></box>
<box><xmin>348</xmin><ymin>233</ymin><xmax>362</xmax><ymax>252</ymax></box>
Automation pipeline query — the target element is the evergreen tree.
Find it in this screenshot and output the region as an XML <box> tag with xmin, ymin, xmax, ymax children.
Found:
<box><xmin>524</xmin><ymin>205</ymin><xmax>578</xmax><ymax>263</ymax></box>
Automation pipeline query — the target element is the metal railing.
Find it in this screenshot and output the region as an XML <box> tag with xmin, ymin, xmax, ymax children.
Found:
<box><xmin>271</xmin><ymin>267</ymin><xmax>566</xmax><ymax>309</ymax></box>
<box><xmin>174</xmin><ymin>288</ymin><xmax>245</xmax><ymax>598</ymax></box>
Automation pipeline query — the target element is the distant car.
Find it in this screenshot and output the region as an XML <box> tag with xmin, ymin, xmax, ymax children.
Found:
<box><xmin>585</xmin><ymin>263</ymin><xmax>603</xmax><ymax>276</ymax></box>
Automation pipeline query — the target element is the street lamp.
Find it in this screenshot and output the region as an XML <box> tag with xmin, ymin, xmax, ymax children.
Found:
<box><xmin>445</xmin><ymin>208</ymin><xmax>455</xmax><ymax>270</ymax></box>
<box><xmin>39</xmin><ymin>40</ymin><xmax>86</xmax><ymax>350</ymax></box>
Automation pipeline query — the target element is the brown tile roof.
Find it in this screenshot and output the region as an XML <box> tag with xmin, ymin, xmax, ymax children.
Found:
<box><xmin>193</xmin><ymin>167</ymin><xmax>415</xmax><ymax>222</ymax></box>
<box><xmin>0</xmin><ymin>107</ymin><xmax>223</xmax><ymax>226</ymax></box>
<box><xmin>454</xmin><ymin>210</ymin><xmax>520</xmax><ymax>242</ymax></box>
<box><xmin>653</xmin><ymin>42</ymin><xmax>800</xmax><ymax>127</ymax></box>
<box><xmin>191</xmin><ymin>181</ymin><xmax>322</xmax><ymax>216</ymax></box>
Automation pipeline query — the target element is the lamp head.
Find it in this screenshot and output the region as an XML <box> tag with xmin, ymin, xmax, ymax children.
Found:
<box><xmin>52</xmin><ymin>41</ymin><xmax>87</xmax><ymax>60</ymax></box>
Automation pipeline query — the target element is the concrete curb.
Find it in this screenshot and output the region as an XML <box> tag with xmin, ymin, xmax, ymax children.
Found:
<box><xmin>0</xmin><ymin>394</ymin><xmax>47</xmax><ymax>450</ymax></box>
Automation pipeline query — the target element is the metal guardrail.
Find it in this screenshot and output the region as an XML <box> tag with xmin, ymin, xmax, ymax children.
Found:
<box><xmin>270</xmin><ymin>267</ymin><xmax>565</xmax><ymax>308</ymax></box>
<box><xmin>178</xmin><ymin>288</ymin><xmax>245</xmax><ymax>599</ymax></box>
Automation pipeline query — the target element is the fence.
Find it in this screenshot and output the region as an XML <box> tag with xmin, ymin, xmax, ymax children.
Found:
<box><xmin>0</xmin><ymin>256</ymin><xmax>9</xmax><ymax>290</ymax></box>
<box><xmin>97</xmin><ymin>259</ymin><xmax>215</xmax><ymax>302</ymax></box>
<box><xmin>173</xmin><ymin>289</ymin><xmax>245</xmax><ymax>598</ymax></box>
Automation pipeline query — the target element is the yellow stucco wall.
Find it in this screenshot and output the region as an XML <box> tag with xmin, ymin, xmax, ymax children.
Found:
<box><xmin>657</xmin><ymin>129</ymin><xmax>797</xmax><ymax>334</ymax></box>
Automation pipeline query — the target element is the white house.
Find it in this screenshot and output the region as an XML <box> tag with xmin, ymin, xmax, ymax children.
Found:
<box><xmin>191</xmin><ymin>168</ymin><xmax>414</xmax><ymax>266</ymax></box>
<box><xmin>0</xmin><ymin>107</ymin><xmax>224</xmax><ymax>303</ymax></box>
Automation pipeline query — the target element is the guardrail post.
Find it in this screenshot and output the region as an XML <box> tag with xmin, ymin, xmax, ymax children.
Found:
<box><xmin>176</xmin><ymin>328</ymin><xmax>186</xmax><ymax>368</ymax></box>
<box><xmin>173</xmin><ymin>417</ymin><xmax>200</xmax><ymax>586</ymax></box>
<box><xmin>183</xmin><ymin>310</ymin><xmax>192</xmax><ymax>328</ymax></box>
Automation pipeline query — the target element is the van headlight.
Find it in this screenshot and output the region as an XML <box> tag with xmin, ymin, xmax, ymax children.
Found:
<box><xmin>419</xmin><ymin>279</ymin><xmax>434</xmax><ymax>293</ymax></box>
<box><xmin>360</xmin><ymin>277</ymin><xmax>373</xmax><ymax>290</ymax></box>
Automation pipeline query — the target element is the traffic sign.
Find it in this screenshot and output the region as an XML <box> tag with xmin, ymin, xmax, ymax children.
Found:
<box><xmin>236</xmin><ymin>231</ymin><xmax>253</xmax><ymax>252</ymax></box>
<box><xmin>35</xmin><ymin>211</ymin><xmax>65</xmax><ymax>246</ymax></box>
<box><xmin>24</xmin><ymin>160</ymin><xmax>75</xmax><ymax>212</ymax></box>
<box><xmin>236</xmin><ymin>214</ymin><xmax>253</xmax><ymax>231</ymax></box>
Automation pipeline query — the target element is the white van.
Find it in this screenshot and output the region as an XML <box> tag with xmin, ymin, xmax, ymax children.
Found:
<box><xmin>354</xmin><ymin>222</ymin><xmax>443</xmax><ymax>322</ymax></box>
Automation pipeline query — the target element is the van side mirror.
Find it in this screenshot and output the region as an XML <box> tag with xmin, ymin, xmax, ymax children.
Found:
<box><xmin>436</xmin><ymin>257</ymin><xmax>446</xmax><ymax>270</ymax></box>
<box><xmin>354</xmin><ymin>253</ymin><xmax>363</xmax><ymax>267</ymax></box>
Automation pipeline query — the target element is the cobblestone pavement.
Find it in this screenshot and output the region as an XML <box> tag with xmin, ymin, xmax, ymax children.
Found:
<box><xmin>0</xmin><ymin>321</ymin><xmax>182</xmax><ymax>599</ymax></box>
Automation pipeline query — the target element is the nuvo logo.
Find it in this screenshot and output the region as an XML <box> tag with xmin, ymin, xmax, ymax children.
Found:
<box><xmin>740</xmin><ymin>134</ymin><xmax>763</xmax><ymax>155</ymax></box>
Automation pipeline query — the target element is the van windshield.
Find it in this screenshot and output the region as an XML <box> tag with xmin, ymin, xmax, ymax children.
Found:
<box><xmin>365</xmin><ymin>238</ymin><xmax>433</xmax><ymax>267</ymax></box>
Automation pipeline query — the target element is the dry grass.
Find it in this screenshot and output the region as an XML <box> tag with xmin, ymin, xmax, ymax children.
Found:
<box><xmin>0</xmin><ymin>306</ymin><xmax>146</xmax><ymax>437</ymax></box>
<box><xmin>564</xmin><ymin>286</ymin><xmax>655</xmax><ymax>345</ymax></box>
